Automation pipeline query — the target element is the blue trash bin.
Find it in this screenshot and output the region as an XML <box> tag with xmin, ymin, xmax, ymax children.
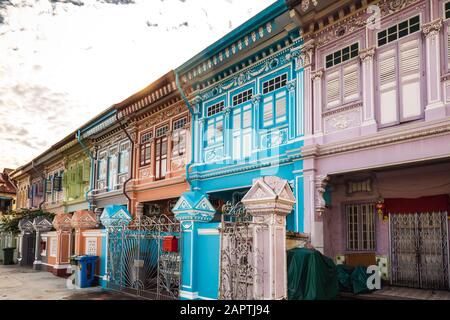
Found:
<box><xmin>74</xmin><ymin>255</ymin><xmax>99</xmax><ymax>288</ymax></box>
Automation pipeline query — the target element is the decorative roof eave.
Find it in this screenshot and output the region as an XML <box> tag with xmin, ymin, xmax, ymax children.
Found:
<box><xmin>177</xmin><ymin>0</ymin><xmax>290</xmax><ymax>77</ymax></box>
<box><xmin>117</xmin><ymin>81</ymin><xmax>179</xmax><ymax>120</ymax></box>
<box><xmin>132</xmin><ymin>98</ymin><xmax>188</xmax><ymax>125</ymax></box>
<box><xmin>127</xmin><ymin>93</ymin><xmax>183</xmax><ymax>124</ymax></box>
<box><xmin>81</xmin><ymin>113</ymin><xmax>117</xmax><ymax>139</ymax></box>
<box><xmin>191</xmin><ymin>31</ymin><xmax>300</xmax><ymax>93</ymax></box>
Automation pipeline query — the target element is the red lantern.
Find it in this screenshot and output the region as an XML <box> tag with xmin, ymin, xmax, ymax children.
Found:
<box><xmin>163</xmin><ymin>236</ymin><xmax>178</xmax><ymax>252</ymax></box>
<box><xmin>376</xmin><ymin>198</ymin><xmax>385</xmax><ymax>214</ymax></box>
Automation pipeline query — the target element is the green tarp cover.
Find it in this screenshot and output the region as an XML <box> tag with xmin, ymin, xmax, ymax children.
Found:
<box><xmin>287</xmin><ymin>248</ymin><xmax>339</xmax><ymax>300</ymax></box>
<box><xmin>336</xmin><ymin>265</ymin><xmax>373</xmax><ymax>294</ymax></box>
<box><xmin>351</xmin><ymin>266</ymin><xmax>371</xmax><ymax>294</ymax></box>
<box><xmin>336</xmin><ymin>264</ymin><xmax>353</xmax><ymax>292</ymax></box>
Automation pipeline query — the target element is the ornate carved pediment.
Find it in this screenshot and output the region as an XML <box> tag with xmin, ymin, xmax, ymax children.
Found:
<box><xmin>71</xmin><ymin>210</ymin><xmax>99</xmax><ymax>230</ymax></box>
<box><xmin>172</xmin><ymin>191</ymin><xmax>215</xmax><ymax>222</ymax></box>
<box><xmin>18</xmin><ymin>219</ymin><xmax>34</xmax><ymax>234</ymax></box>
<box><xmin>100</xmin><ymin>205</ymin><xmax>132</xmax><ymax>228</ymax></box>
<box><xmin>242</xmin><ymin>176</ymin><xmax>295</xmax><ymax>216</ymax></box>
<box><xmin>33</xmin><ymin>216</ymin><xmax>53</xmax><ymax>232</ymax></box>
<box><xmin>53</xmin><ymin>213</ymin><xmax>73</xmax><ymax>231</ymax></box>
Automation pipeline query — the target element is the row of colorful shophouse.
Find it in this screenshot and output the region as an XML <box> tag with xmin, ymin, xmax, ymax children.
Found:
<box><xmin>8</xmin><ymin>0</ymin><xmax>450</xmax><ymax>299</ymax></box>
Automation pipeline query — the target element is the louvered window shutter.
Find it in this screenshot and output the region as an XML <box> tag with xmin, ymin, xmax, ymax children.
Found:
<box><xmin>326</xmin><ymin>70</ymin><xmax>340</xmax><ymax>108</ymax></box>
<box><xmin>378</xmin><ymin>48</ymin><xmax>398</xmax><ymax>125</ymax></box>
<box><xmin>399</xmin><ymin>39</ymin><xmax>421</xmax><ymax>119</ymax></box>
<box><xmin>83</xmin><ymin>160</ymin><xmax>90</xmax><ymax>182</ymax></box>
<box><xmin>343</xmin><ymin>63</ymin><xmax>359</xmax><ymax>103</ymax></box>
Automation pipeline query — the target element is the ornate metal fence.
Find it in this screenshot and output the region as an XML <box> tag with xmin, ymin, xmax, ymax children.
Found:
<box><xmin>106</xmin><ymin>214</ymin><xmax>181</xmax><ymax>299</ymax></box>
<box><xmin>219</xmin><ymin>201</ymin><xmax>267</xmax><ymax>300</ymax></box>
<box><xmin>390</xmin><ymin>211</ymin><xmax>449</xmax><ymax>290</ymax></box>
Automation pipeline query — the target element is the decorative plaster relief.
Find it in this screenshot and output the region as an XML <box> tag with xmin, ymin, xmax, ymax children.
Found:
<box><xmin>171</xmin><ymin>157</ymin><xmax>186</xmax><ymax>171</ymax></box>
<box><xmin>260</xmin><ymin>128</ymin><xmax>288</xmax><ymax>149</ymax></box>
<box><xmin>139</xmin><ymin>168</ymin><xmax>152</xmax><ymax>179</ymax></box>
<box><xmin>422</xmin><ymin>18</ymin><xmax>443</xmax><ymax>39</ymax></box>
<box><xmin>324</xmin><ymin>108</ymin><xmax>362</xmax><ymax>134</ymax></box>
<box><xmin>204</xmin><ymin>145</ymin><xmax>224</xmax><ymax>163</ymax></box>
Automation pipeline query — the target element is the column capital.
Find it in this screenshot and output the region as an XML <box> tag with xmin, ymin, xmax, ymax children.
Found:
<box><xmin>251</xmin><ymin>94</ymin><xmax>262</xmax><ymax>105</ymax></box>
<box><xmin>359</xmin><ymin>47</ymin><xmax>376</xmax><ymax>62</ymax></box>
<box><xmin>286</xmin><ymin>79</ymin><xmax>297</xmax><ymax>92</ymax></box>
<box><xmin>223</xmin><ymin>106</ymin><xmax>232</xmax><ymax>115</ymax></box>
<box><xmin>311</xmin><ymin>68</ymin><xmax>324</xmax><ymax>81</ymax></box>
<box><xmin>422</xmin><ymin>18</ymin><xmax>443</xmax><ymax>39</ymax></box>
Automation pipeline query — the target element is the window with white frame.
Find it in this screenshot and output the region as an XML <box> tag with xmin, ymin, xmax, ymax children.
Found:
<box><xmin>325</xmin><ymin>43</ymin><xmax>360</xmax><ymax>109</ymax></box>
<box><xmin>346</xmin><ymin>203</ymin><xmax>375</xmax><ymax>251</ymax></box>
<box><xmin>50</xmin><ymin>237</ymin><xmax>57</xmax><ymax>257</ymax></box>
<box><xmin>172</xmin><ymin>117</ymin><xmax>187</xmax><ymax>158</ymax></box>
<box><xmin>261</xmin><ymin>74</ymin><xmax>288</xmax><ymax>128</ymax></box>
<box><xmin>155</xmin><ymin>125</ymin><xmax>168</xmax><ymax>180</ymax></box>
<box><xmin>377</xmin><ymin>15</ymin><xmax>422</xmax><ymax>127</ymax></box>
<box><xmin>98</xmin><ymin>152</ymin><xmax>107</xmax><ymax>181</ymax></box>
<box><xmin>108</xmin><ymin>149</ymin><xmax>118</xmax><ymax>190</ymax></box>
<box><xmin>232</xmin><ymin>90</ymin><xmax>253</xmax><ymax>160</ymax></box>
<box><xmin>118</xmin><ymin>142</ymin><xmax>130</xmax><ymax>174</ymax></box>
<box><xmin>140</xmin><ymin>131</ymin><xmax>153</xmax><ymax>167</ymax></box>
<box><xmin>377</xmin><ymin>15</ymin><xmax>420</xmax><ymax>47</ymax></box>
<box><xmin>205</xmin><ymin>101</ymin><xmax>225</xmax><ymax>146</ymax></box>
<box><xmin>446</xmin><ymin>2</ymin><xmax>450</xmax><ymax>19</ymax></box>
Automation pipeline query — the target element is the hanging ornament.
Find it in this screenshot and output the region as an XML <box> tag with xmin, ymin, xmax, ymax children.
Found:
<box><xmin>376</xmin><ymin>197</ymin><xmax>388</xmax><ymax>222</ymax></box>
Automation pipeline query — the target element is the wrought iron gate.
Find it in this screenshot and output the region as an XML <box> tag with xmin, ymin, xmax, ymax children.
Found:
<box><xmin>219</xmin><ymin>201</ymin><xmax>266</xmax><ymax>300</ymax></box>
<box><xmin>390</xmin><ymin>212</ymin><xmax>449</xmax><ymax>290</ymax></box>
<box><xmin>106</xmin><ymin>214</ymin><xmax>181</xmax><ymax>299</ymax></box>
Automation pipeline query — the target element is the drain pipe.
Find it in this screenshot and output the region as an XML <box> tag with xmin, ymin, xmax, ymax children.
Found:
<box><xmin>76</xmin><ymin>130</ymin><xmax>94</xmax><ymax>211</ymax></box>
<box><xmin>115</xmin><ymin>112</ymin><xmax>134</xmax><ymax>211</ymax></box>
<box><xmin>175</xmin><ymin>71</ymin><xmax>195</xmax><ymax>190</ymax></box>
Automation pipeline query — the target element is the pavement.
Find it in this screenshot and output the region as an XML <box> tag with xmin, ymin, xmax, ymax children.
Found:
<box><xmin>0</xmin><ymin>264</ymin><xmax>137</xmax><ymax>300</ymax></box>
<box><xmin>339</xmin><ymin>286</ymin><xmax>450</xmax><ymax>300</ymax></box>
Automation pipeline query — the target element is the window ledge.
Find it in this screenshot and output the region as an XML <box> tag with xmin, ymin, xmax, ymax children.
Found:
<box><xmin>322</xmin><ymin>100</ymin><xmax>363</xmax><ymax>118</ymax></box>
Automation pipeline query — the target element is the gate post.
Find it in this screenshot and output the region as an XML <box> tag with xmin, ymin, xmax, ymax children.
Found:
<box><xmin>99</xmin><ymin>205</ymin><xmax>132</xmax><ymax>288</ymax></box>
<box><xmin>52</xmin><ymin>213</ymin><xmax>73</xmax><ymax>276</ymax></box>
<box><xmin>242</xmin><ymin>176</ymin><xmax>295</xmax><ymax>300</ymax></box>
<box><xmin>32</xmin><ymin>216</ymin><xmax>53</xmax><ymax>270</ymax></box>
<box><xmin>172</xmin><ymin>191</ymin><xmax>216</xmax><ymax>300</ymax></box>
<box><xmin>18</xmin><ymin>219</ymin><xmax>34</xmax><ymax>266</ymax></box>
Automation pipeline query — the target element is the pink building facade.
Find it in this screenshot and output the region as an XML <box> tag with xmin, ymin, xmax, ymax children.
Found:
<box><xmin>292</xmin><ymin>0</ymin><xmax>450</xmax><ymax>290</ymax></box>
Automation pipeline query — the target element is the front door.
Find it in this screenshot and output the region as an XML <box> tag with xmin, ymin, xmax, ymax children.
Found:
<box><xmin>390</xmin><ymin>212</ymin><xmax>449</xmax><ymax>290</ymax></box>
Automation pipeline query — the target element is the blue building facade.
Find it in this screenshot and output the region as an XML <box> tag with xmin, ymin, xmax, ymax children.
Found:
<box><xmin>172</xmin><ymin>0</ymin><xmax>306</xmax><ymax>300</ymax></box>
<box><xmin>176</xmin><ymin>0</ymin><xmax>305</xmax><ymax>231</ymax></box>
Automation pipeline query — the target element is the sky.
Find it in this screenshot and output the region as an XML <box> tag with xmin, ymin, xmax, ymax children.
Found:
<box><xmin>0</xmin><ymin>0</ymin><xmax>275</xmax><ymax>170</ymax></box>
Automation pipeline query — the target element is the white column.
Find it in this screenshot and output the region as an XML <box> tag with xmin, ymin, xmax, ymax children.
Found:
<box><xmin>312</xmin><ymin>69</ymin><xmax>324</xmax><ymax>144</ymax></box>
<box><xmin>423</xmin><ymin>18</ymin><xmax>446</xmax><ymax>120</ymax></box>
<box><xmin>359</xmin><ymin>47</ymin><xmax>377</xmax><ymax>135</ymax></box>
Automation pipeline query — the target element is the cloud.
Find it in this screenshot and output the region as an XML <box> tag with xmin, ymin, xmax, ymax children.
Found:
<box><xmin>0</xmin><ymin>0</ymin><xmax>276</xmax><ymax>169</ymax></box>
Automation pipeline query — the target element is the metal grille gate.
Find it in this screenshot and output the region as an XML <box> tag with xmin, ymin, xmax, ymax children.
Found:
<box><xmin>219</xmin><ymin>201</ymin><xmax>267</xmax><ymax>300</ymax></box>
<box><xmin>390</xmin><ymin>211</ymin><xmax>449</xmax><ymax>290</ymax></box>
<box><xmin>106</xmin><ymin>214</ymin><xmax>181</xmax><ymax>299</ymax></box>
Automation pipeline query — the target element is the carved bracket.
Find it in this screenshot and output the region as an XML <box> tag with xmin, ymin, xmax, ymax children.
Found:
<box><xmin>315</xmin><ymin>175</ymin><xmax>330</xmax><ymax>216</ymax></box>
